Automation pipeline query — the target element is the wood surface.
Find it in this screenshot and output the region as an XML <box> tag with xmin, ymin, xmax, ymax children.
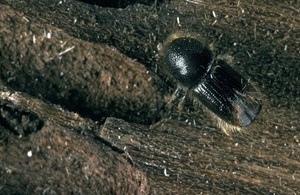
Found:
<box><xmin>0</xmin><ymin>0</ymin><xmax>299</xmax><ymax>194</ymax></box>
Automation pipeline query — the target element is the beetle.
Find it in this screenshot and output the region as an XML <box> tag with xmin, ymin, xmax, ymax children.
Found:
<box><xmin>160</xmin><ymin>35</ymin><xmax>262</xmax><ymax>135</ymax></box>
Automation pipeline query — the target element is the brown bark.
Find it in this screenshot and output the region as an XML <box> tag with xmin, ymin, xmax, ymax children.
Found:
<box><xmin>0</xmin><ymin>0</ymin><xmax>299</xmax><ymax>194</ymax></box>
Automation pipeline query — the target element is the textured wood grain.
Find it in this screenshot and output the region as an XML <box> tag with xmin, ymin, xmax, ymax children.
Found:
<box><xmin>0</xmin><ymin>0</ymin><xmax>299</xmax><ymax>194</ymax></box>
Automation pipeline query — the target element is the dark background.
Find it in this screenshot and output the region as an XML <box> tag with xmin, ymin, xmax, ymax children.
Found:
<box><xmin>0</xmin><ymin>0</ymin><xmax>299</xmax><ymax>194</ymax></box>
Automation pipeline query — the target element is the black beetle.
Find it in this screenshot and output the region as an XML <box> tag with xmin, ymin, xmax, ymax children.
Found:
<box><xmin>160</xmin><ymin>35</ymin><xmax>262</xmax><ymax>134</ymax></box>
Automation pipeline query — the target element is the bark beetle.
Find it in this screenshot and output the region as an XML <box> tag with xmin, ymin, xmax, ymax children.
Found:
<box><xmin>0</xmin><ymin>0</ymin><xmax>299</xmax><ymax>194</ymax></box>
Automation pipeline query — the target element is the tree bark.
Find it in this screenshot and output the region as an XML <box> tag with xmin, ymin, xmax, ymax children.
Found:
<box><xmin>0</xmin><ymin>0</ymin><xmax>299</xmax><ymax>194</ymax></box>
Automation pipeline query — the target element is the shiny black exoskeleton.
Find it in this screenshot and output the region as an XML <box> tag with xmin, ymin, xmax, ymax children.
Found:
<box><xmin>163</xmin><ymin>37</ymin><xmax>261</xmax><ymax>128</ymax></box>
